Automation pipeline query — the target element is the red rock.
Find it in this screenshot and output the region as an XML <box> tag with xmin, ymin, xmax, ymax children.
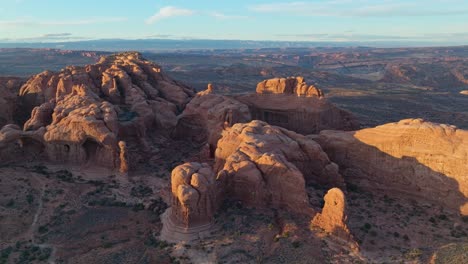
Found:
<box><xmin>256</xmin><ymin>77</ymin><xmax>324</xmax><ymax>97</ymax></box>
<box><xmin>215</xmin><ymin>120</ymin><xmax>344</xmax><ymax>213</ymax></box>
<box><xmin>311</xmin><ymin>188</ymin><xmax>352</xmax><ymax>240</ymax></box>
<box><xmin>316</xmin><ymin>118</ymin><xmax>468</xmax><ymax>215</ymax></box>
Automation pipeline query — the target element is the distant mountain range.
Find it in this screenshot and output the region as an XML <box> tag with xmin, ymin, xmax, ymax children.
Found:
<box><xmin>0</xmin><ymin>38</ymin><xmax>457</xmax><ymax>51</ymax></box>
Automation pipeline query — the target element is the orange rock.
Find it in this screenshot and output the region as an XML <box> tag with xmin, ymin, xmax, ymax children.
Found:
<box><xmin>169</xmin><ymin>162</ymin><xmax>218</xmax><ymax>228</ymax></box>
<box><xmin>215</xmin><ymin>120</ymin><xmax>344</xmax><ymax>213</ymax></box>
<box><xmin>311</xmin><ymin>188</ymin><xmax>351</xmax><ymax>239</ymax></box>
<box><xmin>256</xmin><ymin>77</ymin><xmax>324</xmax><ymax>97</ymax></box>
<box><xmin>5</xmin><ymin>52</ymin><xmax>195</xmax><ymax>169</ymax></box>
<box><xmin>118</xmin><ymin>141</ymin><xmax>129</xmax><ymax>174</ymax></box>
<box><xmin>316</xmin><ymin>118</ymin><xmax>468</xmax><ymax>215</ymax></box>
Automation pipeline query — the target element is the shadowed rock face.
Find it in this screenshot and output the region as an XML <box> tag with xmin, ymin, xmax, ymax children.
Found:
<box><xmin>237</xmin><ymin>77</ymin><xmax>358</xmax><ymax>134</ymax></box>
<box><xmin>315</xmin><ymin>118</ymin><xmax>468</xmax><ymax>215</ymax></box>
<box><xmin>0</xmin><ymin>77</ymin><xmax>25</xmax><ymax>127</ymax></box>
<box><xmin>0</xmin><ymin>52</ymin><xmax>195</xmax><ymax>168</ymax></box>
<box><xmin>173</xmin><ymin>85</ymin><xmax>252</xmax><ymax>151</ymax></box>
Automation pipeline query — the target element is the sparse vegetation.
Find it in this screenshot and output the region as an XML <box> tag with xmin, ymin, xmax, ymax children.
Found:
<box><xmin>131</xmin><ymin>185</ymin><xmax>153</xmax><ymax>198</ymax></box>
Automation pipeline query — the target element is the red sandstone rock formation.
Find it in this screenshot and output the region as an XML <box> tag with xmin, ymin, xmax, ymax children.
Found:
<box><xmin>161</xmin><ymin>162</ymin><xmax>218</xmax><ymax>242</ymax></box>
<box><xmin>0</xmin><ymin>52</ymin><xmax>194</xmax><ymax>168</ymax></box>
<box><xmin>256</xmin><ymin>77</ymin><xmax>324</xmax><ymax>97</ymax></box>
<box><xmin>118</xmin><ymin>141</ymin><xmax>129</xmax><ymax>174</ymax></box>
<box><xmin>237</xmin><ymin>79</ymin><xmax>359</xmax><ymax>134</ymax></box>
<box><xmin>0</xmin><ymin>77</ymin><xmax>24</xmax><ymax>127</ymax></box>
<box><xmin>173</xmin><ymin>85</ymin><xmax>251</xmax><ymax>152</ymax></box>
<box><xmin>214</xmin><ymin>120</ymin><xmax>344</xmax><ymax>213</ymax></box>
<box><xmin>311</xmin><ymin>188</ymin><xmax>351</xmax><ymax>239</ymax></box>
<box><xmin>315</xmin><ymin>118</ymin><xmax>468</xmax><ymax>215</ymax></box>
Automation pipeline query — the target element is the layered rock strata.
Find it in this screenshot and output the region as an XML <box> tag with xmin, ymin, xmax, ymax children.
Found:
<box><xmin>237</xmin><ymin>77</ymin><xmax>359</xmax><ymax>134</ymax></box>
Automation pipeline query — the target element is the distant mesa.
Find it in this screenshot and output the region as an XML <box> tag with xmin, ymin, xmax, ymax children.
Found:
<box><xmin>256</xmin><ymin>76</ymin><xmax>324</xmax><ymax>98</ymax></box>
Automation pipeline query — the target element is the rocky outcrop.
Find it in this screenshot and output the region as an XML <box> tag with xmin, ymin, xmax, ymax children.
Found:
<box><xmin>0</xmin><ymin>77</ymin><xmax>25</xmax><ymax>127</ymax></box>
<box><xmin>0</xmin><ymin>52</ymin><xmax>195</xmax><ymax>168</ymax></box>
<box><xmin>256</xmin><ymin>77</ymin><xmax>324</xmax><ymax>97</ymax></box>
<box><xmin>0</xmin><ymin>124</ymin><xmax>46</xmax><ymax>163</ymax></box>
<box><xmin>173</xmin><ymin>85</ymin><xmax>251</xmax><ymax>152</ymax></box>
<box><xmin>315</xmin><ymin>118</ymin><xmax>468</xmax><ymax>215</ymax></box>
<box><xmin>214</xmin><ymin>120</ymin><xmax>344</xmax><ymax>213</ymax></box>
<box><xmin>311</xmin><ymin>188</ymin><xmax>351</xmax><ymax>239</ymax></box>
<box><xmin>161</xmin><ymin>162</ymin><xmax>218</xmax><ymax>242</ymax></box>
<box><xmin>237</xmin><ymin>93</ymin><xmax>359</xmax><ymax>135</ymax></box>
<box><xmin>118</xmin><ymin>141</ymin><xmax>129</xmax><ymax>174</ymax></box>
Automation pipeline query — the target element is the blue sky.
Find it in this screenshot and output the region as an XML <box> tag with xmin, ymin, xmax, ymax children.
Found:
<box><xmin>1</xmin><ymin>0</ymin><xmax>468</xmax><ymax>43</ymax></box>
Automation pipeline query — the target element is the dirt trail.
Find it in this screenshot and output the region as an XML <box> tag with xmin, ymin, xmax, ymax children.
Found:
<box><xmin>29</xmin><ymin>182</ymin><xmax>57</xmax><ymax>264</ymax></box>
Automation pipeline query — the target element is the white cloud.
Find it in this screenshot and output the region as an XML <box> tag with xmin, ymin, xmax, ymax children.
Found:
<box><xmin>249</xmin><ymin>1</ymin><xmax>468</xmax><ymax>17</ymax></box>
<box><xmin>210</xmin><ymin>12</ymin><xmax>247</xmax><ymax>20</ymax></box>
<box><xmin>146</xmin><ymin>6</ymin><xmax>194</xmax><ymax>24</ymax></box>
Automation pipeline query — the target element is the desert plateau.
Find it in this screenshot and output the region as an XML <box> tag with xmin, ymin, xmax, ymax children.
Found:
<box><xmin>1</xmin><ymin>1</ymin><xmax>468</xmax><ymax>263</ymax></box>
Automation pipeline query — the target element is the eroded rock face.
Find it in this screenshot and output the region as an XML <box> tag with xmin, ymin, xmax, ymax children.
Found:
<box><xmin>311</xmin><ymin>188</ymin><xmax>351</xmax><ymax>239</ymax></box>
<box><xmin>161</xmin><ymin>162</ymin><xmax>219</xmax><ymax>242</ymax></box>
<box><xmin>0</xmin><ymin>77</ymin><xmax>25</xmax><ymax>127</ymax></box>
<box><xmin>214</xmin><ymin>120</ymin><xmax>344</xmax><ymax>213</ymax></box>
<box><xmin>118</xmin><ymin>141</ymin><xmax>129</xmax><ymax>174</ymax></box>
<box><xmin>0</xmin><ymin>52</ymin><xmax>195</xmax><ymax>168</ymax></box>
<box><xmin>169</xmin><ymin>162</ymin><xmax>218</xmax><ymax>228</ymax></box>
<box><xmin>316</xmin><ymin>118</ymin><xmax>468</xmax><ymax>215</ymax></box>
<box><xmin>173</xmin><ymin>85</ymin><xmax>251</xmax><ymax>152</ymax></box>
<box><xmin>237</xmin><ymin>81</ymin><xmax>358</xmax><ymax>134</ymax></box>
<box><xmin>256</xmin><ymin>77</ymin><xmax>324</xmax><ymax>97</ymax></box>
<box><xmin>0</xmin><ymin>124</ymin><xmax>46</xmax><ymax>163</ymax></box>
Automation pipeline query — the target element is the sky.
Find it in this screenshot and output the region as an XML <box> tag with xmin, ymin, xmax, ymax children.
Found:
<box><xmin>1</xmin><ymin>0</ymin><xmax>468</xmax><ymax>44</ymax></box>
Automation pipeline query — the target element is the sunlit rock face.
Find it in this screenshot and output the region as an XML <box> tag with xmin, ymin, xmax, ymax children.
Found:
<box><xmin>0</xmin><ymin>52</ymin><xmax>195</xmax><ymax>168</ymax></box>
<box><xmin>256</xmin><ymin>77</ymin><xmax>324</xmax><ymax>97</ymax></box>
<box><xmin>311</xmin><ymin>188</ymin><xmax>352</xmax><ymax>240</ymax></box>
<box><xmin>214</xmin><ymin>120</ymin><xmax>344</xmax><ymax>213</ymax></box>
<box><xmin>315</xmin><ymin>118</ymin><xmax>468</xmax><ymax>215</ymax></box>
